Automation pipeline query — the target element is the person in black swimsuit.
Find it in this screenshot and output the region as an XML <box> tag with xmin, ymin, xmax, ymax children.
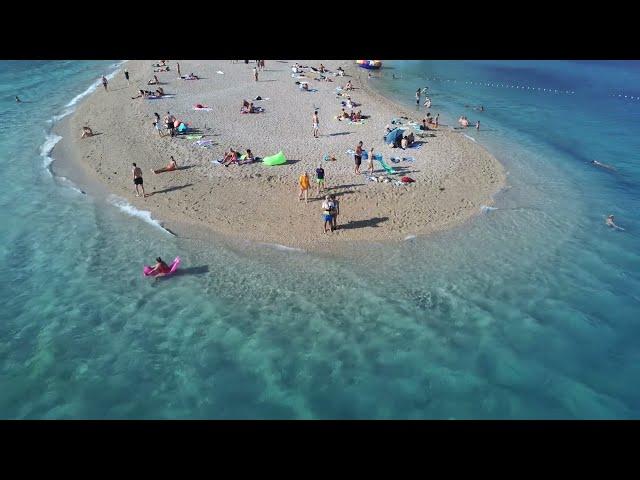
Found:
<box><xmin>132</xmin><ymin>163</ymin><xmax>146</xmax><ymax>197</ymax></box>
<box><xmin>354</xmin><ymin>141</ymin><xmax>363</xmax><ymax>174</ymax></box>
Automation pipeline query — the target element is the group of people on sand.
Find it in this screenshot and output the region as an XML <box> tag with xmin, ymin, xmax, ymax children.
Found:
<box><xmin>132</xmin><ymin>87</ymin><xmax>165</xmax><ymax>99</ymax></box>
<box><xmin>297</xmin><ymin>168</ymin><xmax>341</xmax><ymax>232</ymax></box>
<box><xmin>241</xmin><ymin>100</ymin><xmax>262</xmax><ymax>114</ymax></box>
<box><xmin>220</xmin><ymin>147</ymin><xmax>255</xmax><ymax>167</ymax></box>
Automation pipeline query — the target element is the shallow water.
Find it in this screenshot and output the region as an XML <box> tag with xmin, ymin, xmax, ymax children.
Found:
<box><xmin>1</xmin><ymin>60</ymin><xmax>639</xmax><ymax>418</ymax></box>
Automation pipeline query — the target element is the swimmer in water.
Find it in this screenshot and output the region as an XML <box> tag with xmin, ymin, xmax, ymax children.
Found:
<box><xmin>606</xmin><ymin>215</ymin><xmax>624</xmax><ymax>230</ymax></box>
<box><xmin>15</xmin><ymin>96</ymin><xmax>21</xmax><ymax>103</ymax></box>
<box><xmin>591</xmin><ymin>160</ymin><xmax>616</xmax><ymax>171</ymax></box>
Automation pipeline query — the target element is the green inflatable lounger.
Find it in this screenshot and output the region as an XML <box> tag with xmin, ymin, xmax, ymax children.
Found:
<box><xmin>262</xmin><ymin>151</ymin><xmax>287</xmax><ymax>166</ymax></box>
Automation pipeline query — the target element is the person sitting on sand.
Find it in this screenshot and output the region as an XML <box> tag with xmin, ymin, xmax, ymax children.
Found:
<box><xmin>355</xmin><ymin>110</ymin><xmax>362</xmax><ymax>121</ymax></box>
<box><xmin>401</xmin><ymin>135</ymin><xmax>409</xmax><ymax>150</ymax></box>
<box><xmin>345</xmin><ymin>80</ymin><xmax>353</xmax><ymax>91</ymax></box>
<box><xmin>148</xmin><ymin>75</ymin><xmax>160</xmax><ymax>85</ymax></box>
<box><xmin>336</xmin><ymin>66</ymin><xmax>345</xmax><ymax>77</ymax></box>
<box><xmin>300</xmin><ymin>82</ymin><xmax>309</xmax><ymax>91</ymax></box>
<box><xmin>319</xmin><ymin>63</ymin><xmax>326</xmax><ymax>73</ymax></box>
<box><xmin>152</xmin><ymin>156</ymin><xmax>178</xmax><ymax>174</ymax></box>
<box><xmin>222</xmin><ymin>148</ymin><xmax>238</xmax><ymax>167</ymax></box>
<box><xmin>81</xmin><ymin>126</ymin><xmax>94</xmax><ymax>139</ymax></box>
<box><xmin>148</xmin><ymin>257</ymin><xmax>171</xmax><ymax>277</ymax></box>
<box><xmin>421</xmin><ymin>118</ymin><xmax>430</xmax><ymax>130</ymax></box>
<box><xmin>155</xmin><ymin>87</ymin><xmax>165</xmax><ymax>96</ymax></box>
<box><xmin>240</xmin><ymin>149</ymin><xmax>255</xmax><ymax>164</ymax></box>
<box><xmin>131</xmin><ymin>89</ymin><xmax>145</xmax><ymax>99</ymax></box>
<box><xmin>606</xmin><ymin>214</ymin><xmax>624</xmax><ymax>230</ymax></box>
<box><xmin>337</xmin><ymin>108</ymin><xmax>348</xmax><ymax>121</ymax></box>
<box><xmin>299</xmin><ymin>171</ymin><xmax>310</xmax><ymax>202</ymax></box>
<box><xmin>241</xmin><ymin>100</ymin><xmax>251</xmax><ymax>113</ymax></box>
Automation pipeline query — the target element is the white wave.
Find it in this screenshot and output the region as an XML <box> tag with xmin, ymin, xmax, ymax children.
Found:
<box><xmin>108</xmin><ymin>195</ymin><xmax>174</xmax><ymax>235</ymax></box>
<box><xmin>480</xmin><ymin>205</ymin><xmax>498</xmax><ymax>213</ymax></box>
<box><xmin>39</xmin><ymin>133</ymin><xmax>63</xmax><ymax>172</ymax></box>
<box><xmin>463</xmin><ymin>134</ymin><xmax>477</xmax><ymax>142</ymax></box>
<box><xmin>404</xmin><ymin>235</ymin><xmax>417</xmax><ymax>241</ymax></box>
<box><xmin>259</xmin><ymin>243</ymin><xmax>305</xmax><ymax>253</ymax></box>
<box><xmin>64</xmin><ymin>63</ymin><xmax>123</xmax><ymax>109</ymax></box>
<box><xmin>55</xmin><ymin>176</ymin><xmax>85</xmax><ymax>195</ymax></box>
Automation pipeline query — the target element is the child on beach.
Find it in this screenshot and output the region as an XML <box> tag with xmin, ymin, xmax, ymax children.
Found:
<box><xmin>367</xmin><ymin>148</ymin><xmax>375</xmax><ymax>174</ymax></box>
<box><xmin>312</xmin><ymin>110</ymin><xmax>319</xmax><ymax>138</ymax></box>
<box><xmin>299</xmin><ymin>172</ymin><xmax>310</xmax><ymax>202</ymax></box>
<box><xmin>315</xmin><ymin>166</ymin><xmax>326</xmax><ymax>195</ymax></box>
<box><xmin>132</xmin><ymin>163</ymin><xmax>146</xmax><ymax>197</ymax></box>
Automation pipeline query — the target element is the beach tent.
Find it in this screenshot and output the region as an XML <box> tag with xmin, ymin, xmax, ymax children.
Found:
<box><xmin>385</xmin><ymin>128</ymin><xmax>404</xmax><ymax>146</ymax></box>
<box><xmin>263</xmin><ymin>151</ymin><xmax>287</xmax><ymax>166</ymax></box>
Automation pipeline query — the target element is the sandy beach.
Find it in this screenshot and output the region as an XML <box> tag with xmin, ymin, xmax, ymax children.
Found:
<box><xmin>54</xmin><ymin>60</ymin><xmax>505</xmax><ymax>251</ymax></box>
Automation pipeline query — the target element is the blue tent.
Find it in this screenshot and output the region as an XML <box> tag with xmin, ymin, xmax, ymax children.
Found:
<box><xmin>385</xmin><ymin>128</ymin><xmax>404</xmax><ymax>146</ymax></box>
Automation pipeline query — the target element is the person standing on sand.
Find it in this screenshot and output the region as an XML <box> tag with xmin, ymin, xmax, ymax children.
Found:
<box><xmin>330</xmin><ymin>194</ymin><xmax>340</xmax><ymax>230</ymax></box>
<box><xmin>435</xmin><ymin>113</ymin><xmax>439</xmax><ymax>128</ymax></box>
<box><xmin>124</xmin><ymin>69</ymin><xmax>130</xmax><ymax>85</ymax></box>
<box><xmin>312</xmin><ymin>110</ymin><xmax>319</xmax><ymax>138</ymax></box>
<box><xmin>132</xmin><ymin>163</ymin><xmax>146</xmax><ymax>197</ymax></box>
<box><xmin>315</xmin><ymin>165</ymin><xmax>326</xmax><ymax>196</ymax></box>
<box><xmin>322</xmin><ymin>195</ymin><xmax>334</xmax><ymax>233</ymax></box>
<box><xmin>367</xmin><ymin>147</ymin><xmax>375</xmax><ymax>174</ymax></box>
<box><xmin>177</xmin><ymin>62</ymin><xmax>181</xmax><ymax>77</ymax></box>
<box><xmin>354</xmin><ymin>141</ymin><xmax>364</xmax><ymax>174</ymax></box>
<box><xmin>299</xmin><ymin>171</ymin><xmax>310</xmax><ymax>202</ymax></box>
<box><xmin>253</xmin><ymin>66</ymin><xmax>259</xmax><ymax>82</ymax></box>
<box><xmin>102</xmin><ymin>75</ymin><xmax>108</xmax><ymax>92</ymax></box>
<box><xmin>165</xmin><ymin>111</ymin><xmax>175</xmax><ymax>137</ymax></box>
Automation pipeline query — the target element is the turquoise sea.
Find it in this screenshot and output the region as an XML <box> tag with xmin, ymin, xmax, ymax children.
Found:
<box><xmin>1</xmin><ymin>60</ymin><xmax>639</xmax><ymax>419</ymax></box>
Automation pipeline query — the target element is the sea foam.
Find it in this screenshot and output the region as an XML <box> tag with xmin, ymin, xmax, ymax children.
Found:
<box><xmin>108</xmin><ymin>195</ymin><xmax>174</xmax><ymax>235</ymax></box>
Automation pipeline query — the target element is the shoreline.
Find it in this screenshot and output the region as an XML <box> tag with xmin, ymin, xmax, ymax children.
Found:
<box><xmin>52</xmin><ymin>60</ymin><xmax>506</xmax><ymax>252</ymax></box>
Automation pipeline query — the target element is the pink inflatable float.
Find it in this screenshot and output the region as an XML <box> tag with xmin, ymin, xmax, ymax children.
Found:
<box><xmin>143</xmin><ymin>256</ymin><xmax>180</xmax><ymax>277</ymax></box>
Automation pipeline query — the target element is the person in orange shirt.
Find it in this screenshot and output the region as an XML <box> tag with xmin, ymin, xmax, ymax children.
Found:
<box><xmin>299</xmin><ymin>171</ymin><xmax>310</xmax><ymax>203</ymax></box>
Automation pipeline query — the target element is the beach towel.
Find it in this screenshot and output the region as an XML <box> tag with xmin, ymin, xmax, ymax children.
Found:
<box><xmin>408</xmin><ymin>143</ymin><xmax>423</xmax><ymax>149</ymax></box>
<box><xmin>196</xmin><ymin>139</ymin><xmax>214</xmax><ymax>146</ymax></box>
<box><xmin>403</xmin><ymin>157</ymin><xmax>416</xmax><ymax>162</ymax></box>
<box><xmin>193</xmin><ymin>107</ymin><xmax>213</xmax><ymax>111</ymax></box>
<box><xmin>186</xmin><ymin>134</ymin><xmax>204</xmax><ymax>140</ymax></box>
<box><xmin>349</xmin><ymin>120</ymin><xmax>365</xmax><ymax>125</ymax></box>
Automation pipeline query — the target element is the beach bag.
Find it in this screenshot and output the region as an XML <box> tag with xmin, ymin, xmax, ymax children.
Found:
<box><xmin>401</xmin><ymin>176</ymin><xmax>415</xmax><ymax>183</ymax></box>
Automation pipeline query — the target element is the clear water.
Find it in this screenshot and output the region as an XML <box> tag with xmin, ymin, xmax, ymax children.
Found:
<box><xmin>1</xmin><ymin>60</ymin><xmax>639</xmax><ymax>419</ymax></box>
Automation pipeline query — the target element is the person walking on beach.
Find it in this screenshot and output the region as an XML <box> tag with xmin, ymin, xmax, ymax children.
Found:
<box><xmin>124</xmin><ymin>69</ymin><xmax>130</xmax><ymax>85</ymax></box>
<box><xmin>315</xmin><ymin>165</ymin><xmax>326</xmax><ymax>196</ymax></box>
<box><xmin>415</xmin><ymin>88</ymin><xmax>421</xmax><ymax>107</ymax></box>
<box><xmin>132</xmin><ymin>163</ymin><xmax>146</xmax><ymax>197</ymax></box>
<box><xmin>322</xmin><ymin>195</ymin><xmax>335</xmax><ymax>233</ymax></box>
<box><xmin>354</xmin><ymin>141</ymin><xmax>364</xmax><ymax>174</ymax></box>
<box><xmin>253</xmin><ymin>66</ymin><xmax>259</xmax><ymax>82</ymax></box>
<box><xmin>299</xmin><ymin>171</ymin><xmax>310</xmax><ymax>203</ymax></box>
<box><xmin>312</xmin><ymin>110</ymin><xmax>319</xmax><ymax>138</ymax></box>
<box><xmin>102</xmin><ymin>75</ymin><xmax>108</xmax><ymax>92</ymax></box>
<box><xmin>330</xmin><ymin>194</ymin><xmax>340</xmax><ymax>230</ymax></box>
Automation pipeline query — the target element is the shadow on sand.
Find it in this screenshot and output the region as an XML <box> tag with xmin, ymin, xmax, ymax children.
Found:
<box><xmin>339</xmin><ymin>217</ymin><xmax>389</xmax><ymax>230</ymax></box>
<box><xmin>150</xmin><ymin>183</ymin><xmax>193</xmax><ymax>195</ymax></box>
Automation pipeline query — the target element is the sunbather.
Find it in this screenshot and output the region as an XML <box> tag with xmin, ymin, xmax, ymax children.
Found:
<box><xmin>148</xmin><ymin>75</ymin><xmax>160</xmax><ymax>85</ymax></box>
<box><xmin>152</xmin><ymin>156</ymin><xmax>178</xmax><ymax>174</ymax></box>
<box><xmin>222</xmin><ymin>148</ymin><xmax>239</xmax><ymax>167</ymax></box>
<box><xmin>81</xmin><ymin>126</ymin><xmax>94</xmax><ymax>139</ymax></box>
